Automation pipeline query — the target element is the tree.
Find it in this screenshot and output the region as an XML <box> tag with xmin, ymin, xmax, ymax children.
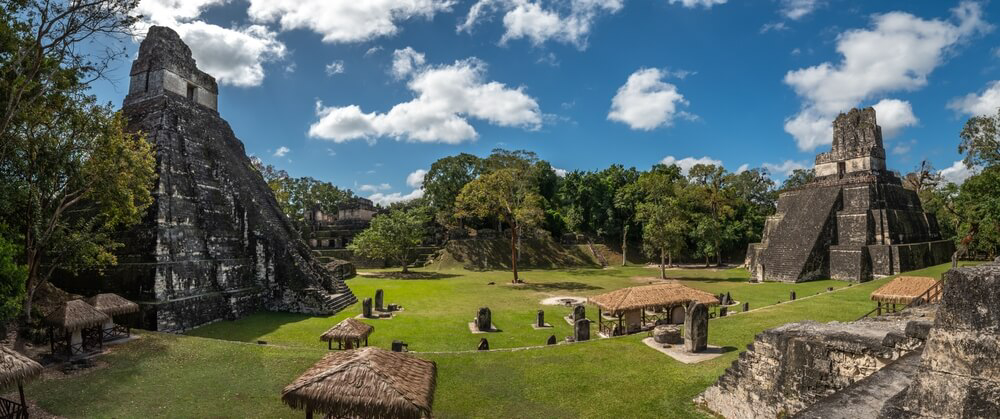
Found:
<box><xmin>635</xmin><ymin>164</ymin><xmax>687</xmax><ymax>278</ymax></box>
<box><xmin>607</xmin><ymin>166</ymin><xmax>641</xmax><ymax>266</ymax></box>
<box><xmin>423</xmin><ymin>153</ymin><xmax>483</xmax><ymax>226</ymax></box>
<box><xmin>349</xmin><ymin>207</ymin><xmax>429</xmax><ymax>273</ymax></box>
<box><xmin>727</xmin><ymin>168</ymin><xmax>776</xmax><ymax>247</ymax></box>
<box><xmin>780</xmin><ymin>168</ymin><xmax>815</xmax><ymax>191</ymax></box>
<box><xmin>2</xmin><ymin>94</ymin><xmax>155</xmax><ymax>320</ymax></box>
<box><xmin>687</xmin><ymin>164</ymin><xmax>736</xmax><ymax>266</ymax></box>
<box><xmin>958</xmin><ymin>108</ymin><xmax>1000</xmax><ymax>168</ymax></box>
<box><xmin>250</xmin><ymin>158</ymin><xmax>352</xmax><ymax>229</ymax></box>
<box><xmin>0</xmin><ymin>231</ymin><xmax>27</xmax><ymax>325</ymax></box>
<box><xmin>455</xmin><ymin>168</ymin><xmax>544</xmax><ymax>283</ymax></box>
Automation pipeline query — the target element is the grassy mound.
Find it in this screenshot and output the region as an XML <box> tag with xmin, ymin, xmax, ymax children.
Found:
<box><xmin>429</xmin><ymin>235</ymin><xmax>601</xmax><ymax>270</ymax></box>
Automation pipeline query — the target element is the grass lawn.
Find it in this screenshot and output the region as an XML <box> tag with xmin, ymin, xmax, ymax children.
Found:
<box><xmin>26</xmin><ymin>262</ymin><xmax>977</xmax><ymax>418</ymax></box>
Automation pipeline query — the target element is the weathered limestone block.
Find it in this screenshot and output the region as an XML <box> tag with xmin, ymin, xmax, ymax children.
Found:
<box><xmin>536</xmin><ymin>310</ymin><xmax>545</xmax><ymax>327</ymax></box>
<box><xmin>374</xmin><ymin>289</ymin><xmax>384</xmax><ymax>311</ymax></box>
<box><xmin>362</xmin><ymin>298</ymin><xmax>373</xmax><ymax>318</ymax></box>
<box><xmin>684</xmin><ymin>303</ymin><xmax>708</xmax><ymax>352</ymax></box>
<box><xmin>574</xmin><ymin>318</ymin><xmax>590</xmax><ymax>342</ymax></box>
<box><xmin>476</xmin><ymin>307</ymin><xmax>492</xmax><ymax>332</ymax></box>
<box><xmin>880</xmin><ymin>262</ymin><xmax>1000</xmax><ymax>418</ymax></box>
<box><xmin>653</xmin><ymin>325</ymin><xmax>682</xmax><ymax>344</ymax></box>
<box><xmin>573</xmin><ymin>305</ymin><xmax>586</xmax><ymax>322</ymax></box>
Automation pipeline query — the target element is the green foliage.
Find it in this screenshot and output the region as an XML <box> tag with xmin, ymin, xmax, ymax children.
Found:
<box><xmin>0</xmin><ymin>232</ymin><xmax>27</xmax><ymax>323</ymax></box>
<box><xmin>959</xmin><ymin>108</ymin><xmax>1000</xmax><ymax>168</ymax></box>
<box><xmin>780</xmin><ymin>168</ymin><xmax>816</xmax><ymax>191</ymax></box>
<box><xmin>250</xmin><ymin>158</ymin><xmax>353</xmax><ymax>226</ymax></box>
<box><xmin>348</xmin><ymin>207</ymin><xmax>429</xmax><ymax>272</ymax></box>
<box><xmin>952</xmin><ymin>167</ymin><xmax>1000</xmax><ymax>258</ymax></box>
<box><xmin>423</xmin><ymin>153</ymin><xmax>484</xmax><ymax>226</ymax></box>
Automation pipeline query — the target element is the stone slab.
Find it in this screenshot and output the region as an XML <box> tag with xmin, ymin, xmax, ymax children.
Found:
<box><xmin>641</xmin><ymin>337</ymin><xmax>724</xmax><ymax>364</ymax></box>
<box><xmin>531</xmin><ymin>323</ymin><xmax>553</xmax><ymax>330</ymax></box>
<box><xmin>468</xmin><ymin>322</ymin><xmax>499</xmax><ymax>334</ymax></box>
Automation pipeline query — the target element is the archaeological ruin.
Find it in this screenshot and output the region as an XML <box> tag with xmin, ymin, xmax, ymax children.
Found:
<box><xmin>55</xmin><ymin>26</ymin><xmax>356</xmax><ymax>331</ymax></box>
<box><xmin>746</xmin><ymin>107</ymin><xmax>953</xmax><ymax>283</ymax></box>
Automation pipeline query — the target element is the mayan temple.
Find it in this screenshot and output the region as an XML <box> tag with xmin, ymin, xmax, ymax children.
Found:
<box><xmin>746</xmin><ymin>107</ymin><xmax>953</xmax><ymax>283</ymax></box>
<box><xmin>56</xmin><ymin>26</ymin><xmax>356</xmax><ymax>331</ymax></box>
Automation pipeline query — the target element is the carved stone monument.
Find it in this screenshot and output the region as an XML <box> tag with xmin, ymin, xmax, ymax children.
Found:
<box><xmin>374</xmin><ymin>289</ymin><xmax>384</xmax><ymax>311</ymax></box>
<box><xmin>574</xmin><ymin>318</ymin><xmax>591</xmax><ymax>342</ymax></box>
<box><xmin>573</xmin><ymin>305</ymin><xmax>586</xmax><ymax>322</ymax></box>
<box><xmin>476</xmin><ymin>307</ymin><xmax>492</xmax><ymax>332</ymax></box>
<box><xmin>362</xmin><ymin>298</ymin><xmax>373</xmax><ymax>318</ymax></box>
<box><xmin>684</xmin><ymin>303</ymin><xmax>708</xmax><ymax>353</ymax></box>
<box><xmin>653</xmin><ymin>324</ymin><xmax>682</xmax><ymax>344</ymax></box>
<box><xmin>547</xmin><ymin>335</ymin><xmax>557</xmax><ymax>345</ymax></box>
<box><xmin>790</xmin><ymin>290</ymin><xmax>796</xmax><ymax>301</ymax></box>
<box><xmin>536</xmin><ymin>310</ymin><xmax>545</xmax><ymax>327</ymax></box>
<box><xmin>477</xmin><ymin>338</ymin><xmax>489</xmax><ymax>351</ymax></box>
<box><xmin>745</xmin><ymin>108</ymin><xmax>953</xmax><ymax>283</ymax></box>
<box><xmin>742</xmin><ymin>302</ymin><xmax>749</xmax><ymax>312</ymax></box>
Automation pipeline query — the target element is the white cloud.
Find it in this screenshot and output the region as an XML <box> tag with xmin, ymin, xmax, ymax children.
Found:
<box><xmin>668</xmin><ymin>0</ymin><xmax>727</xmax><ymax>8</ymax></box>
<box><xmin>781</xmin><ymin>0</ymin><xmax>822</xmax><ymax>20</ymax></box>
<box><xmin>135</xmin><ymin>1</ymin><xmax>287</xmax><ymax>87</ymax></box>
<box><xmin>368</xmin><ymin>188</ymin><xmax>425</xmax><ymax>206</ymax></box>
<box><xmin>391</xmin><ymin>47</ymin><xmax>426</xmax><ymax>79</ymax></box>
<box><xmin>325</xmin><ymin>60</ymin><xmax>345</xmax><ymax>75</ymax></box>
<box><xmin>760</xmin><ymin>22</ymin><xmax>788</xmax><ymax>33</ymax></box>
<box><xmin>939</xmin><ymin>160</ymin><xmax>978</xmax><ymax>184</ymax></box>
<box><xmin>762</xmin><ymin>160</ymin><xmax>809</xmax><ymax>177</ymax></box>
<box><xmin>948</xmin><ymin>80</ymin><xmax>1000</xmax><ymax>116</ymax></box>
<box><xmin>553</xmin><ymin>167</ymin><xmax>568</xmax><ymax>177</ymax></box>
<box><xmin>365</xmin><ymin>46</ymin><xmax>383</xmax><ymax>56</ymax></box>
<box><xmin>309</xmin><ymin>52</ymin><xmax>542</xmax><ymax>144</ymax></box>
<box><xmin>736</xmin><ymin>164</ymin><xmax>750</xmax><ymax>174</ymax></box>
<box><xmin>273</xmin><ymin>146</ymin><xmax>290</xmax><ymax>157</ymax></box>
<box><xmin>359</xmin><ymin>183</ymin><xmax>392</xmax><ymax>192</ymax></box>
<box><xmin>871</xmin><ymin>99</ymin><xmax>918</xmax><ymax>138</ymax></box>
<box><xmin>892</xmin><ymin>139</ymin><xmax>916</xmax><ymax>155</ymax></box>
<box><xmin>459</xmin><ymin>0</ymin><xmax>623</xmax><ymax>49</ymax></box>
<box><xmin>407</xmin><ymin>169</ymin><xmax>428</xmax><ymax>188</ymax></box>
<box><xmin>608</xmin><ymin>68</ymin><xmax>689</xmax><ymax>130</ymax></box>
<box><xmin>660</xmin><ymin>155</ymin><xmax>722</xmax><ymax>174</ymax></box>
<box><xmin>783</xmin><ymin>2</ymin><xmax>991</xmax><ymax>150</ymax></box>
<box><xmin>247</xmin><ymin>0</ymin><xmax>454</xmax><ymax>43</ymax></box>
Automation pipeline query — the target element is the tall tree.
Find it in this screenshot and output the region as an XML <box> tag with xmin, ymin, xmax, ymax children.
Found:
<box><xmin>0</xmin><ymin>231</ymin><xmax>27</xmax><ymax>324</ymax></box>
<box><xmin>958</xmin><ymin>108</ymin><xmax>1000</xmax><ymax>168</ymax></box>
<box><xmin>455</xmin><ymin>168</ymin><xmax>543</xmax><ymax>283</ymax></box>
<box><xmin>606</xmin><ymin>165</ymin><xmax>641</xmax><ymax>266</ymax></box>
<box><xmin>422</xmin><ymin>153</ymin><xmax>483</xmax><ymax>226</ymax></box>
<box><xmin>636</xmin><ymin>164</ymin><xmax>687</xmax><ymax>278</ymax></box>
<box><xmin>687</xmin><ymin>164</ymin><xmax>736</xmax><ymax>266</ymax></box>
<box><xmin>780</xmin><ymin>168</ymin><xmax>816</xmax><ymax>191</ymax></box>
<box><xmin>349</xmin><ymin>207</ymin><xmax>429</xmax><ymax>273</ymax></box>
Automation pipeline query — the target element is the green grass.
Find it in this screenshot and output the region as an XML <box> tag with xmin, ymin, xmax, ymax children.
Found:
<box><xmin>26</xmin><ymin>262</ymin><xmax>978</xmax><ymax>418</ymax></box>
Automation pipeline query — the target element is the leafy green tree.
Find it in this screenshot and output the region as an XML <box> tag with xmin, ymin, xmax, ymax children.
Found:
<box><xmin>959</xmin><ymin>108</ymin><xmax>1000</xmax><ymax>168</ymax></box>
<box><xmin>607</xmin><ymin>166</ymin><xmax>641</xmax><ymax>265</ymax></box>
<box><xmin>951</xmin><ymin>168</ymin><xmax>1000</xmax><ymax>260</ymax></box>
<box><xmin>687</xmin><ymin>164</ymin><xmax>737</xmax><ymax>266</ymax></box>
<box><xmin>780</xmin><ymin>168</ymin><xmax>816</xmax><ymax>190</ymax></box>
<box><xmin>250</xmin><ymin>158</ymin><xmax>352</xmax><ymax>228</ymax></box>
<box><xmin>349</xmin><ymin>207</ymin><xmax>429</xmax><ymax>273</ymax></box>
<box><xmin>455</xmin><ymin>168</ymin><xmax>544</xmax><ymax>283</ymax></box>
<box><xmin>727</xmin><ymin>168</ymin><xmax>776</xmax><ymax>247</ymax></box>
<box><xmin>0</xmin><ymin>231</ymin><xmax>27</xmax><ymax>324</ymax></box>
<box><xmin>423</xmin><ymin>153</ymin><xmax>483</xmax><ymax>226</ymax></box>
<box><xmin>636</xmin><ymin>164</ymin><xmax>687</xmax><ymax>278</ymax></box>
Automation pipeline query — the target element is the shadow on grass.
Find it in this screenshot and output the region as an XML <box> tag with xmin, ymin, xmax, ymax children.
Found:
<box><xmin>185</xmin><ymin>311</ymin><xmax>317</xmax><ymax>343</ymax></box>
<box><xmin>670</xmin><ymin>276</ymin><xmax>751</xmax><ymax>284</ymax></box>
<box><xmin>357</xmin><ymin>271</ymin><xmax>461</xmax><ymax>280</ymax></box>
<box><xmin>508</xmin><ymin>281</ymin><xmax>604</xmax><ymax>292</ymax></box>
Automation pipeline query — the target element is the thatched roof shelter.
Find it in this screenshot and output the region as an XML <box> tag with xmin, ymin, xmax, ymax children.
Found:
<box><xmin>44</xmin><ymin>299</ymin><xmax>110</xmax><ymax>332</ymax></box>
<box><xmin>871</xmin><ymin>276</ymin><xmax>939</xmax><ymax>305</ymax></box>
<box><xmin>320</xmin><ymin>318</ymin><xmax>373</xmax><ymax>343</ymax></box>
<box><xmin>0</xmin><ymin>346</ymin><xmax>42</xmax><ymax>390</ymax></box>
<box><xmin>86</xmin><ymin>293</ymin><xmax>139</xmax><ymax>317</ymax></box>
<box><xmin>282</xmin><ymin>347</ymin><xmax>436</xmax><ymax>419</ymax></box>
<box><xmin>589</xmin><ymin>283</ymin><xmax>720</xmax><ymax>314</ymax></box>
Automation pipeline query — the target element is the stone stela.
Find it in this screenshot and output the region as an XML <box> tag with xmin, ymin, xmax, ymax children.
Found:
<box><xmin>746</xmin><ymin>107</ymin><xmax>953</xmax><ymax>283</ymax></box>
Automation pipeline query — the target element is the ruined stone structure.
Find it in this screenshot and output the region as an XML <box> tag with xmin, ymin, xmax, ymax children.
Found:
<box><xmin>746</xmin><ymin>108</ymin><xmax>952</xmax><ymax>282</ymax></box>
<box><xmin>59</xmin><ymin>26</ymin><xmax>356</xmax><ymax>332</ymax></box>
<box><xmin>475</xmin><ymin>307</ymin><xmax>492</xmax><ymax>332</ymax></box>
<box><xmin>574</xmin><ymin>318</ymin><xmax>591</xmax><ymax>342</ymax></box>
<box><xmin>698</xmin><ymin>262</ymin><xmax>1000</xmax><ymax>418</ymax></box>
<box><xmin>684</xmin><ymin>303</ymin><xmax>708</xmax><ymax>352</ymax></box>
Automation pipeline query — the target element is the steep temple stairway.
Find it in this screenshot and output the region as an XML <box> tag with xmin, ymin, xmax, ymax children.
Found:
<box><xmin>759</xmin><ymin>187</ymin><xmax>842</xmax><ymax>282</ymax></box>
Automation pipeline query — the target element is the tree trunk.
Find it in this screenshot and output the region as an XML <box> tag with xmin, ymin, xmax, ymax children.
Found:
<box><xmin>622</xmin><ymin>224</ymin><xmax>629</xmax><ymax>267</ymax></box>
<box><xmin>705</xmin><ymin>254</ymin><xmax>709</xmax><ymax>267</ymax></box>
<box><xmin>659</xmin><ymin>249</ymin><xmax>665</xmax><ymax>279</ymax></box>
<box><xmin>715</xmin><ymin>239</ymin><xmax>722</xmax><ymax>267</ymax></box>
<box><xmin>511</xmin><ymin>222</ymin><xmax>520</xmax><ymax>283</ymax></box>
<box><xmin>668</xmin><ymin>251</ymin><xmax>672</xmax><ymax>268</ymax></box>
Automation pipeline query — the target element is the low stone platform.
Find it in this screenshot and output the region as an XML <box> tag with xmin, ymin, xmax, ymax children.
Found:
<box><xmin>641</xmin><ymin>337</ymin><xmax>725</xmax><ymax>364</ymax></box>
<box><xmin>531</xmin><ymin>323</ymin><xmax>553</xmax><ymax>329</ymax></box>
<box><xmin>468</xmin><ymin>322</ymin><xmax>499</xmax><ymax>334</ymax></box>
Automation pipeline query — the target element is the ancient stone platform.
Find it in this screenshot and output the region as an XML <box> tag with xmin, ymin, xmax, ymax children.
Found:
<box><xmin>641</xmin><ymin>338</ymin><xmax>724</xmax><ymax>364</ymax></box>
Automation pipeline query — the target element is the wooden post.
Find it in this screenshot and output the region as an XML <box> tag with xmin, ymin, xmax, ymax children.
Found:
<box><xmin>18</xmin><ymin>382</ymin><xmax>25</xmax><ymax>408</ymax></box>
<box><xmin>328</xmin><ymin>340</ymin><xmax>331</xmax><ymax>350</ymax></box>
<box><xmin>877</xmin><ymin>301</ymin><xmax>882</xmax><ymax>316</ymax></box>
<box><xmin>306</xmin><ymin>406</ymin><xmax>314</xmax><ymax>419</ymax></box>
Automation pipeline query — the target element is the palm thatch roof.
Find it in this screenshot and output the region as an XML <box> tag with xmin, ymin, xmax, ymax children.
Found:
<box><xmin>86</xmin><ymin>293</ymin><xmax>139</xmax><ymax>317</ymax></box>
<box><xmin>0</xmin><ymin>345</ymin><xmax>42</xmax><ymax>390</ymax></box>
<box><xmin>589</xmin><ymin>283</ymin><xmax>720</xmax><ymax>314</ymax></box>
<box><xmin>43</xmin><ymin>299</ymin><xmax>110</xmax><ymax>332</ymax></box>
<box><xmin>282</xmin><ymin>347</ymin><xmax>436</xmax><ymax>419</ymax></box>
<box><xmin>871</xmin><ymin>276</ymin><xmax>940</xmax><ymax>305</ymax></box>
<box><xmin>320</xmin><ymin>318</ymin><xmax>374</xmax><ymax>342</ymax></box>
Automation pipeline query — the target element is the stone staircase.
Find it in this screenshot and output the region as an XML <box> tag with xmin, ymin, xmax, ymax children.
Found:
<box><xmin>760</xmin><ymin>187</ymin><xmax>842</xmax><ymax>282</ymax></box>
<box><xmin>304</xmin><ymin>288</ymin><xmax>357</xmax><ymax>314</ymax></box>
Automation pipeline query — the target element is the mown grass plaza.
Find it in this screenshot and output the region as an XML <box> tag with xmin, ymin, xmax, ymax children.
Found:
<box><xmin>21</xmin><ymin>262</ymin><xmax>969</xmax><ymax>418</ymax></box>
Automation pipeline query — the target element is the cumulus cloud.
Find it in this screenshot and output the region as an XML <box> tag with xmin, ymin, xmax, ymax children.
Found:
<box><xmin>325</xmin><ymin>60</ymin><xmax>345</xmax><ymax>76</ymax></box>
<box><xmin>762</xmin><ymin>160</ymin><xmax>809</xmax><ymax>178</ymax></box>
<box><xmin>948</xmin><ymin>80</ymin><xmax>1000</xmax><ymax>116</ymax></box>
<box><xmin>368</xmin><ymin>188</ymin><xmax>425</xmax><ymax>206</ymax></box>
<box><xmin>136</xmin><ymin>0</ymin><xmax>287</xmax><ymax>87</ymax></box>
<box><xmin>871</xmin><ymin>99</ymin><xmax>918</xmax><ymax>138</ymax></box>
<box><xmin>939</xmin><ymin>160</ymin><xmax>978</xmax><ymax>184</ymax></box>
<box><xmin>736</xmin><ymin>164</ymin><xmax>750</xmax><ymax>174</ymax></box>
<box><xmin>608</xmin><ymin>68</ymin><xmax>690</xmax><ymax>130</ymax></box>
<box><xmin>273</xmin><ymin>146</ymin><xmax>290</xmax><ymax>157</ymax></box>
<box><xmin>660</xmin><ymin>155</ymin><xmax>722</xmax><ymax>174</ymax></box>
<box><xmin>553</xmin><ymin>167</ymin><xmax>568</xmax><ymax>177</ymax></box>
<box><xmin>247</xmin><ymin>0</ymin><xmax>454</xmax><ymax>43</ymax></box>
<box><xmin>459</xmin><ymin>0</ymin><xmax>623</xmax><ymax>49</ymax></box>
<box><xmin>309</xmin><ymin>51</ymin><xmax>542</xmax><ymax>144</ymax></box>
<box><xmin>781</xmin><ymin>0</ymin><xmax>823</xmax><ymax>20</ymax></box>
<box><xmin>668</xmin><ymin>0</ymin><xmax>727</xmax><ymax>8</ymax></box>
<box><xmin>406</xmin><ymin>169</ymin><xmax>428</xmax><ymax>188</ymax></box>
<box><xmin>783</xmin><ymin>2</ymin><xmax>991</xmax><ymax>150</ymax></box>
<box><xmin>359</xmin><ymin>183</ymin><xmax>392</xmax><ymax>192</ymax></box>
<box><xmin>391</xmin><ymin>47</ymin><xmax>426</xmax><ymax>79</ymax></box>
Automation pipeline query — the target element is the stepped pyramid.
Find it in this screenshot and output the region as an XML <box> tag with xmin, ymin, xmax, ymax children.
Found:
<box><xmin>746</xmin><ymin>107</ymin><xmax>953</xmax><ymax>282</ymax></box>
<box><xmin>58</xmin><ymin>26</ymin><xmax>356</xmax><ymax>331</ymax></box>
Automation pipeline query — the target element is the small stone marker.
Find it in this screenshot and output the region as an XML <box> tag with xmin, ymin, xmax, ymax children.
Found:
<box><xmin>574</xmin><ymin>318</ymin><xmax>591</xmax><ymax>342</ymax></box>
<box><xmin>547</xmin><ymin>335</ymin><xmax>557</xmax><ymax>345</ymax></box>
<box><xmin>742</xmin><ymin>302</ymin><xmax>750</xmax><ymax>312</ymax></box>
<box><xmin>374</xmin><ymin>289</ymin><xmax>384</xmax><ymax>311</ymax></box>
<box><xmin>790</xmin><ymin>291</ymin><xmax>797</xmax><ymax>301</ymax></box>
<box><xmin>827</xmin><ymin>287</ymin><xmax>834</xmax><ymax>292</ymax></box>
<box><xmin>478</xmin><ymin>338</ymin><xmax>489</xmax><ymax>351</ymax></box>
<box><xmin>536</xmin><ymin>310</ymin><xmax>545</xmax><ymax>327</ymax></box>
<box><xmin>391</xmin><ymin>340</ymin><xmax>407</xmax><ymax>352</ymax></box>
<box><xmin>573</xmin><ymin>304</ymin><xmax>586</xmax><ymax>322</ymax></box>
<box><xmin>725</xmin><ymin>291</ymin><xmax>732</xmax><ymax>305</ymax></box>
<box><xmin>476</xmin><ymin>307</ymin><xmax>492</xmax><ymax>332</ymax></box>
<box><xmin>362</xmin><ymin>298</ymin><xmax>373</xmax><ymax>318</ymax></box>
<box><xmin>720</xmin><ymin>306</ymin><xmax>728</xmax><ymax>317</ymax></box>
<box><xmin>684</xmin><ymin>303</ymin><xmax>708</xmax><ymax>353</ymax></box>
<box><xmin>653</xmin><ymin>325</ymin><xmax>682</xmax><ymax>344</ymax></box>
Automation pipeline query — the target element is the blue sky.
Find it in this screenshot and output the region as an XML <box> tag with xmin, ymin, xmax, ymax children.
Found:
<box><xmin>88</xmin><ymin>0</ymin><xmax>1000</xmax><ymax>204</ymax></box>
